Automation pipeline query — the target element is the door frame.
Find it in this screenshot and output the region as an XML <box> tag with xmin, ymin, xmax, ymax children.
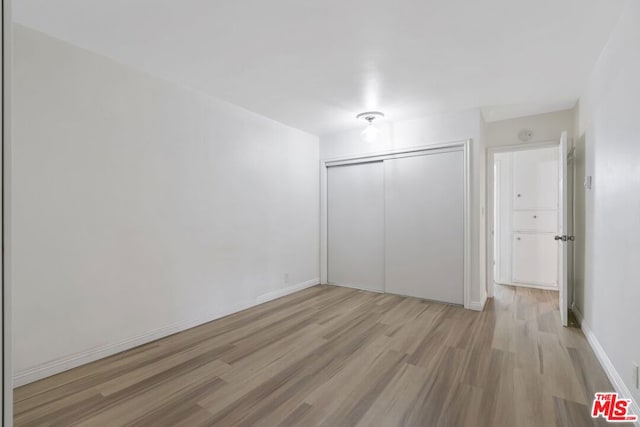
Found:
<box><xmin>485</xmin><ymin>140</ymin><xmax>560</xmax><ymax>299</ymax></box>
<box><xmin>320</xmin><ymin>139</ymin><xmax>472</xmax><ymax>309</ymax></box>
<box><xmin>2</xmin><ymin>0</ymin><xmax>11</xmax><ymax>424</ymax></box>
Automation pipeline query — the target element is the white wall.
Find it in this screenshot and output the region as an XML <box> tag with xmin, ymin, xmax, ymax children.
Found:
<box><xmin>320</xmin><ymin>109</ymin><xmax>487</xmax><ymax>309</ymax></box>
<box><xmin>12</xmin><ymin>25</ymin><xmax>320</xmax><ymax>384</ymax></box>
<box><xmin>485</xmin><ymin>109</ymin><xmax>575</xmax><ymax>148</ymax></box>
<box><xmin>572</xmin><ymin>132</ymin><xmax>587</xmax><ymax>318</ymax></box>
<box><xmin>576</xmin><ymin>0</ymin><xmax>640</xmax><ymax>408</ymax></box>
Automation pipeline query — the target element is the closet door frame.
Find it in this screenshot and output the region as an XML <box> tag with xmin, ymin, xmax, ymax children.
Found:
<box><xmin>320</xmin><ymin>140</ymin><xmax>472</xmax><ymax>309</ymax></box>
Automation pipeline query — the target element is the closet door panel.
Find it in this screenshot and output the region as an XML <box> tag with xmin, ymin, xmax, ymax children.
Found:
<box><xmin>384</xmin><ymin>151</ymin><xmax>464</xmax><ymax>304</ymax></box>
<box><xmin>327</xmin><ymin>162</ymin><xmax>385</xmax><ymax>291</ymax></box>
<box><xmin>513</xmin><ymin>148</ymin><xmax>559</xmax><ymax>210</ymax></box>
<box><xmin>512</xmin><ymin>233</ymin><xmax>558</xmax><ymax>287</ymax></box>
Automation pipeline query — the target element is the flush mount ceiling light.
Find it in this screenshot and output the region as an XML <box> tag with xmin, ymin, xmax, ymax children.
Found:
<box><xmin>356</xmin><ymin>111</ymin><xmax>384</xmax><ymax>143</ymax></box>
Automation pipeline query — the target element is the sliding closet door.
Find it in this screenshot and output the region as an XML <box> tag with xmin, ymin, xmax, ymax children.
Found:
<box><xmin>327</xmin><ymin>162</ymin><xmax>385</xmax><ymax>291</ymax></box>
<box><xmin>384</xmin><ymin>150</ymin><xmax>464</xmax><ymax>304</ymax></box>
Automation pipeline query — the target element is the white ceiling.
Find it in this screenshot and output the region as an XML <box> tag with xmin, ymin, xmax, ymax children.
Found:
<box><xmin>14</xmin><ymin>0</ymin><xmax>624</xmax><ymax>135</ymax></box>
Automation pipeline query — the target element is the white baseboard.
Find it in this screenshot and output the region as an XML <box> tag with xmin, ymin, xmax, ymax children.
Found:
<box><xmin>576</xmin><ymin>307</ymin><xmax>640</xmax><ymax>426</ymax></box>
<box><xmin>466</xmin><ymin>289</ymin><xmax>488</xmax><ymax>312</ymax></box>
<box><xmin>255</xmin><ymin>278</ymin><xmax>321</xmax><ymax>304</ymax></box>
<box><xmin>326</xmin><ymin>282</ymin><xmax>385</xmax><ymax>294</ymax></box>
<box><xmin>330</xmin><ymin>283</ymin><xmax>482</xmax><ymax>311</ymax></box>
<box><xmin>506</xmin><ymin>281</ymin><xmax>559</xmax><ymax>291</ymax></box>
<box><xmin>571</xmin><ymin>302</ymin><xmax>583</xmax><ymax>324</ymax></box>
<box><xmin>13</xmin><ymin>278</ymin><xmax>320</xmax><ymax>387</ymax></box>
<box><xmin>467</xmin><ymin>299</ymin><xmax>487</xmax><ymax>311</ymax></box>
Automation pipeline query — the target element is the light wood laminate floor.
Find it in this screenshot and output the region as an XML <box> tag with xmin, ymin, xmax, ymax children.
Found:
<box><xmin>15</xmin><ymin>284</ymin><xmax>623</xmax><ymax>426</ymax></box>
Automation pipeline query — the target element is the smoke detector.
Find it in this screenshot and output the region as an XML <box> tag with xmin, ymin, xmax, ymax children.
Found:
<box><xmin>518</xmin><ymin>129</ymin><xmax>534</xmax><ymax>142</ymax></box>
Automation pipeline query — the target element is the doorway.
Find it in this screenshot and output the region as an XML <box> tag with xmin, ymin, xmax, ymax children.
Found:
<box><xmin>487</xmin><ymin>134</ymin><xmax>572</xmax><ymax>325</ymax></box>
<box><xmin>494</xmin><ymin>146</ymin><xmax>560</xmax><ymax>289</ymax></box>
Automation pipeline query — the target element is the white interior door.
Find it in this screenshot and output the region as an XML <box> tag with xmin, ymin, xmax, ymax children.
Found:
<box><xmin>327</xmin><ymin>161</ymin><xmax>385</xmax><ymax>291</ymax></box>
<box><xmin>558</xmin><ymin>132</ymin><xmax>569</xmax><ymax>326</ymax></box>
<box><xmin>384</xmin><ymin>150</ymin><xmax>465</xmax><ymax>304</ymax></box>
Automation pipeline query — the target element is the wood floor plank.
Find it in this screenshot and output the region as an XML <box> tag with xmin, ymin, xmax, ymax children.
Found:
<box><xmin>72</xmin><ymin>361</ymin><xmax>227</xmax><ymax>425</ymax></box>
<box><xmin>14</xmin><ymin>284</ymin><xmax>620</xmax><ymax>426</ymax></box>
<box><xmin>354</xmin><ymin>362</ymin><xmax>433</xmax><ymax>427</ymax></box>
<box><xmin>436</xmin><ymin>382</ymin><xmax>486</xmax><ymax>427</ymax></box>
<box><xmin>317</xmin><ymin>350</ymin><xmax>408</xmax><ymax>427</ymax></box>
<box><xmin>284</xmin><ymin>336</ymin><xmax>395</xmax><ymax>424</ymax></box>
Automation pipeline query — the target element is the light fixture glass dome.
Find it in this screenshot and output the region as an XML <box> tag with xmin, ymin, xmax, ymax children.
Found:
<box><xmin>356</xmin><ymin>111</ymin><xmax>384</xmax><ymax>143</ymax></box>
<box><xmin>361</xmin><ymin>123</ymin><xmax>381</xmax><ymax>143</ymax></box>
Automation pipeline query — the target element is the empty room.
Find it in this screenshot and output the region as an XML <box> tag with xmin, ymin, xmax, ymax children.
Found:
<box><xmin>1</xmin><ymin>0</ymin><xmax>639</xmax><ymax>426</ymax></box>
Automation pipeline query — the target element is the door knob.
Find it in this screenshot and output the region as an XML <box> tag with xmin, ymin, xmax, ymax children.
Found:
<box><xmin>568</xmin><ymin>236</ymin><xmax>575</xmax><ymax>241</ymax></box>
<box><xmin>554</xmin><ymin>235</ymin><xmax>567</xmax><ymax>241</ymax></box>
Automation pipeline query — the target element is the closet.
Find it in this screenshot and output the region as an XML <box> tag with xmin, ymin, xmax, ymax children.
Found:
<box><xmin>327</xmin><ymin>161</ymin><xmax>385</xmax><ymax>292</ymax></box>
<box><xmin>326</xmin><ymin>147</ymin><xmax>465</xmax><ymax>305</ymax></box>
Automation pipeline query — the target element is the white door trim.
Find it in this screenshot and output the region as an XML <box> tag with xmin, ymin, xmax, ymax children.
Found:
<box><xmin>2</xmin><ymin>0</ymin><xmax>12</xmax><ymax>424</ymax></box>
<box><xmin>485</xmin><ymin>140</ymin><xmax>559</xmax><ymax>299</ymax></box>
<box><xmin>320</xmin><ymin>139</ymin><xmax>472</xmax><ymax>309</ymax></box>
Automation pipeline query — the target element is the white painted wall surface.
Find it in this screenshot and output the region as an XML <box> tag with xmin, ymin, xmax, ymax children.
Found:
<box><xmin>572</xmin><ymin>133</ymin><xmax>587</xmax><ymax>315</ymax></box>
<box><xmin>320</xmin><ymin>109</ymin><xmax>487</xmax><ymax>309</ymax></box>
<box><xmin>576</xmin><ymin>0</ymin><xmax>640</xmax><ymax>408</ymax></box>
<box><xmin>12</xmin><ymin>25</ymin><xmax>320</xmax><ymax>384</ymax></box>
<box><xmin>486</xmin><ymin>109</ymin><xmax>574</xmax><ymax>148</ymax></box>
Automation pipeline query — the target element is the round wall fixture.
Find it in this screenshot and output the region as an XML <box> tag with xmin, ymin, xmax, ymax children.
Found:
<box><xmin>518</xmin><ymin>129</ymin><xmax>534</xmax><ymax>142</ymax></box>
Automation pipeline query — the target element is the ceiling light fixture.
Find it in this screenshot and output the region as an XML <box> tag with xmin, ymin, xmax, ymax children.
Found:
<box><xmin>356</xmin><ymin>111</ymin><xmax>384</xmax><ymax>143</ymax></box>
